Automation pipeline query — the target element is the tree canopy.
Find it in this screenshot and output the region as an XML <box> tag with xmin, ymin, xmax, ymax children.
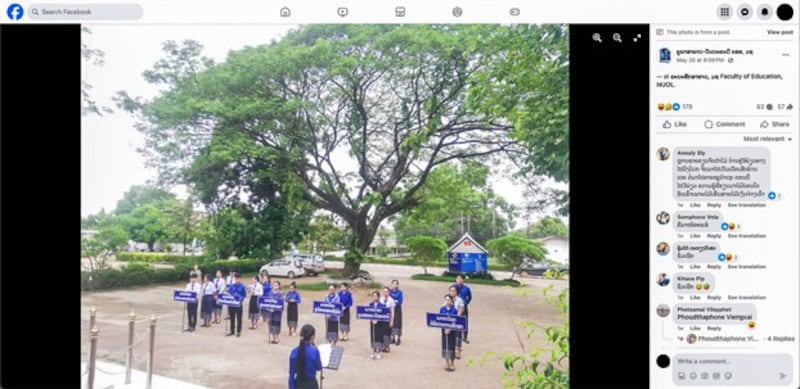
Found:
<box><xmin>116</xmin><ymin>24</ymin><xmax>568</xmax><ymax>275</ymax></box>
<box><xmin>394</xmin><ymin>161</ymin><xmax>516</xmax><ymax>245</ymax></box>
<box><xmin>486</xmin><ymin>235</ymin><xmax>547</xmax><ymax>280</ymax></box>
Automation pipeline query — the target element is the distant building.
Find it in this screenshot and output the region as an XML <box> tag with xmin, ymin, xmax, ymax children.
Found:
<box><xmin>81</xmin><ymin>229</ymin><xmax>99</xmax><ymax>240</ymax></box>
<box><xmin>536</xmin><ymin>235</ymin><xmax>569</xmax><ymax>265</ymax></box>
<box><xmin>368</xmin><ymin>236</ymin><xmax>408</xmax><ymax>257</ymax></box>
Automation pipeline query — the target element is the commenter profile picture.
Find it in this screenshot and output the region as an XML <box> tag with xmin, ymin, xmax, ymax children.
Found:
<box><xmin>657</xmin><ymin>273</ymin><xmax>670</xmax><ymax>287</ymax></box>
<box><xmin>656</xmin><ymin>211</ymin><xmax>670</xmax><ymax>225</ymax></box>
<box><xmin>657</xmin><ymin>147</ymin><xmax>670</xmax><ymax>161</ymax></box>
<box><xmin>656</xmin><ymin>242</ymin><xmax>670</xmax><ymax>256</ymax></box>
<box><xmin>687</xmin><ymin>333</ymin><xmax>697</xmax><ymax>344</ymax></box>
<box><xmin>656</xmin><ymin>304</ymin><xmax>670</xmax><ymax>318</ymax></box>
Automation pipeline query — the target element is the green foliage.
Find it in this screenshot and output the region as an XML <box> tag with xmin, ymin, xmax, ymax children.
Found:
<box><xmin>81</xmin><ymin>224</ymin><xmax>130</xmax><ymax>272</ymax></box>
<box><xmin>300</xmin><ymin>215</ymin><xmax>346</xmax><ymax>255</ymax></box>
<box><xmin>442</xmin><ymin>270</ymin><xmax>495</xmax><ymax>280</ymax></box>
<box><xmin>394</xmin><ymin>162</ymin><xmax>517</xmax><ymax>244</ymax></box>
<box><xmin>115</xmin><ymin>252</ymin><xmax>200</xmax><ymax>263</ymax></box>
<box><xmin>466</xmin><ymin>25</ymin><xmax>569</xmax><ymax>216</ymax></box>
<box><xmin>505</xmin><ymin>286</ymin><xmax>569</xmax><ymax>388</ymax></box>
<box><xmin>115</xmin><ymin>185</ymin><xmax>177</xmax><ymax>215</ymax></box>
<box><xmin>411</xmin><ymin>273</ymin><xmax>521</xmax><ymax>287</ymax></box>
<box><xmin>487</xmin><ymin>235</ymin><xmax>547</xmax><ymax>279</ymax></box>
<box><xmin>543</xmin><ymin>269</ymin><xmax>568</xmax><ymax>280</ymax></box>
<box><xmin>118</xmin><ymin>25</ymin><xmax>559</xmax><ymax>278</ymax></box>
<box><xmin>405</xmin><ymin>236</ymin><xmax>447</xmax><ymax>275</ymax></box>
<box><xmin>81</xmin><ymin>258</ymin><xmax>267</xmax><ymax>291</ymax></box>
<box><xmin>510</xmin><ymin>217</ymin><xmax>569</xmax><ymax>240</ymax></box>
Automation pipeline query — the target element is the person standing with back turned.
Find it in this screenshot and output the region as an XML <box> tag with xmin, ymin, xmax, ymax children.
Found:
<box><xmin>289</xmin><ymin>324</ymin><xmax>323</xmax><ymax>389</ymax></box>
<box><xmin>227</xmin><ymin>272</ymin><xmax>247</xmax><ymax>337</ymax></box>
<box><xmin>451</xmin><ymin>275</ymin><xmax>472</xmax><ymax>343</ymax></box>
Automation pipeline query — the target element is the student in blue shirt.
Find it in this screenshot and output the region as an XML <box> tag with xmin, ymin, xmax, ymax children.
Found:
<box><xmin>367</xmin><ymin>290</ymin><xmax>385</xmax><ymax>360</ymax></box>
<box><xmin>261</xmin><ymin>275</ymin><xmax>273</xmax><ymax>324</ymax></box>
<box><xmin>289</xmin><ymin>324</ymin><xmax>322</xmax><ymax>389</ymax></box>
<box><xmin>440</xmin><ymin>294</ymin><xmax>459</xmax><ymax>372</ymax></box>
<box><xmin>324</xmin><ymin>285</ymin><xmax>341</xmax><ymax>345</ymax></box>
<box><xmin>285</xmin><ymin>283</ymin><xmax>302</xmax><ymax>336</ymax></box>
<box><xmin>389</xmin><ymin>279</ymin><xmax>404</xmax><ymax>345</ymax></box>
<box><xmin>226</xmin><ymin>272</ymin><xmax>247</xmax><ymax>337</ymax></box>
<box><xmin>451</xmin><ymin>275</ymin><xmax>473</xmax><ymax>343</ymax></box>
<box><xmin>337</xmin><ymin>283</ymin><xmax>353</xmax><ymax>341</ymax></box>
<box><xmin>268</xmin><ymin>280</ymin><xmax>284</xmax><ymax>344</ymax></box>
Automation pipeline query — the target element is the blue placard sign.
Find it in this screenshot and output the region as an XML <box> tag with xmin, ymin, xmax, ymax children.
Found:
<box><xmin>173</xmin><ymin>290</ymin><xmax>198</xmax><ymax>303</ymax></box>
<box><xmin>258</xmin><ymin>296</ymin><xmax>284</xmax><ymax>311</ymax></box>
<box><xmin>217</xmin><ymin>294</ymin><xmax>242</xmax><ymax>307</ymax></box>
<box><xmin>313</xmin><ymin>301</ymin><xmax>343</xmax><ymax>317</ymax></box>
<box><xmin>426</xmin><ymin>312</ymin><xmax>467</xmax><ymax>331</ymax></box>
<box><xmin>356</xmin><ymin>305</ymin><xmax>391</xmax><ymax>322</ymax></box>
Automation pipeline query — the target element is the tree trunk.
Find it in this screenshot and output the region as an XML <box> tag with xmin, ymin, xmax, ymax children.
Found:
<box><xmin>342</xmin><ymin>220</ymin><xmax>378</xmax><ymax>278</ymax></box>
<box><xmin>147</xmin><ymin>241</ymin><xmax>155</xmax><ymax>252</ymax></box>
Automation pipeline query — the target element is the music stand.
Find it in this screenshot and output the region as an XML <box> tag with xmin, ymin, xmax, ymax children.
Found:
<box><xmin>317</xmin><ymin>344</ymin><xmax>344</xmax><ymax>389</ymax></box>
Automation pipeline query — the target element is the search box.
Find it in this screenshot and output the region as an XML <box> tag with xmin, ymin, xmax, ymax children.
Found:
<box><xmin>29</xmin><ymin>3</ymin><xmax>143</xmax><ymax>20</ymax></box>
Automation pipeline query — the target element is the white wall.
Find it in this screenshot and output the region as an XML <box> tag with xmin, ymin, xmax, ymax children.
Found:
<box><xmin>543</xmin><ymin>238</ymin><xmax>569</xmax><ymax>265</ymax></box>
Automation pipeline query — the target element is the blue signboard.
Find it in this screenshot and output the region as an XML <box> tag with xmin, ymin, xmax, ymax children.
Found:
<box><xmin>173</xmin><ymin>290</ymin><xmax>198</xmax><ymax>303</ymax></box>
<box><xmin>258</xmin><ymin>296</ymin><xmax>284</xmax><ymax>311</ymax></box>
<box><xmin>217</xmin><ymin>294</ymin><xmax>242</xmax><ymax>307</ymax></box>
<box><xmin>313</xmin><ymin>301</ymin><xmax>343</xmax><ymax>317</ymax></box>
<box><xmin>356</xmin><ymin>305</ymin><xmax>391</xmax><ymax>322</ymax></box>
<box><xmin>448</xmin><ymin>252</ymin><xmax>488</xmax><ymax>273</ymax></box>
<box><xmin>426</xmin><ymin>312</ymin><xmax>468</xmax><ymax>331</ymax></box>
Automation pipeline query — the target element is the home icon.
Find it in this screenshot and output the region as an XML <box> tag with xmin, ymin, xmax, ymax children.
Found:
<box><xmin>280</xmin><ymin>7</ymin><xmax>291</xmax><ymax>17</ymax></box>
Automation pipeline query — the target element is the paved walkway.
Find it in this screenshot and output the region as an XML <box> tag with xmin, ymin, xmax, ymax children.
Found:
<box><xmin>81</xmin><ymin>361</ymin><xmax>209</xmax><ymax>389</ymax></box>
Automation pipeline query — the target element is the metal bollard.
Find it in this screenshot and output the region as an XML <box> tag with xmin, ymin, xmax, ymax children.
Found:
<box><xmin>146</xmin><ymin>314</ymin><xmax>156</xmax><ymax>389</ymax></box>
<box><xmin>89</xmin><ymin>306</ymin><xmax>97</xmax><ymax>332</ymax></box>
<box><xmin>125</xmin><ymin>310</ymin><xmax>136</xmax><ymax>384</ymax></box>
<box><xmin>88</xmin><ymin>326</ymin><xmax>99</xmax><ymax>389</ymax></box>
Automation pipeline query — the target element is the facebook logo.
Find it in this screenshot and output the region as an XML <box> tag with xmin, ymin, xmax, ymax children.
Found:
<box><xmin>6</xmin><ymin>3</ymin><xmax>24</xmax><ymax>20</ymax></box>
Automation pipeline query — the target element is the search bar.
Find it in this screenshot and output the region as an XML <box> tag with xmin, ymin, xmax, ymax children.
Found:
<box><xmin>29</xmin><ymin>3</ymin><xmax>143</xmax><ymax>20</ymax></box>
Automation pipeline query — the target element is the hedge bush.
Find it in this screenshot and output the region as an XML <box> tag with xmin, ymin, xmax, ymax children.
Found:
<box><xmin>81</xmin><ymin>259</ymin><xmax>269</xmax><ymax>291</ymax></box>
<box><xmin>115</xmin><ymin>252</ymin><xmax>207</xmax><ymax>263</ymax></box>
<box><xmin>442</xmin><ymin>270</ymin><xmax>495</xmax><ymax>280</ymax></box>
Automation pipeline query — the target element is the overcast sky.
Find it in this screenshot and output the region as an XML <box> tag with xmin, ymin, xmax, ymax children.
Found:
<box><xmin>81</xmin><ymin>24</ymin><xmax>560</xmax><ymax>224</ymax></box>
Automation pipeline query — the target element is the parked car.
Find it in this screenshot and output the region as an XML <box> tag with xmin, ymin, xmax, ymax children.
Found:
<box><xmin>292</xmin><ymin>253</ymin><xmax>325</xmax><ymax>276</ymax></box>
<box><xmin>516</xmin><ymin>261</ymin><xmax>569</xmax><ymax>277</ymax></box>
<box><xmin>260</xmin><ymin>258</ymin><xmax>306</xmax><ymax>279</ymax></box>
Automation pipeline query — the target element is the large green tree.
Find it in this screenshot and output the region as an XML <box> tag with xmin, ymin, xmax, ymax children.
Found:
<box><xmin>467</xmin><ymin>24</ymin><xmax>570</xmax><ymax>216</ymax></box>
<box><xmin>115</xmin><ymin>185</ymin><xmax>176</xmax><ymax>215</ymax></box>
<box><xmin>405</xmin><ymin>235</ymin><xmax>447</xmax><ymax>275</ymax></box>
<box><xmin>486</xmin><ymin>235</ymin><xmax>547</xmax><ymax>280</ymax></box>
<box><xmin>116</xmin><ymin>25</ymin><xmax>541</xmax><ymax>276</ymax></box>
<box><xmin>394</xmin><ymin>162</ymin><xmax>516</xmax><ymax>244</ymax></box>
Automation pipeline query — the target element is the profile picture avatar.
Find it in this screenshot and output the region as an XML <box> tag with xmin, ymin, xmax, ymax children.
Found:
<box><xmin>656</xmin><ymin>147</ymin><xmax>670</xmax><ymax>161</ymax></box>
<box><xmin>656</xmin><ymin>211</ymin><xmax>670</xmax><ymax>225</ymax></box>
<box><xmin>656</xmin><ymin>242</ymin><xmax>670</xmax><ymax>256</ymax></box>
<box><xmin>656</xmin><ymin>273</ymin><xmax>670</xmax><ymax>287</ymax></box>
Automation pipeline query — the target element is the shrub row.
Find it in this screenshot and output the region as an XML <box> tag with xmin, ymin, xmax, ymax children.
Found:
<box><xmin>81</xmin><ymin>259</ymin><xmax>268</xmax><ymax>291</ymax></box>
<box><xmin>114</xmin><ymin>252</ymin><xmax>211</xmax><ymax>263</ymax></box>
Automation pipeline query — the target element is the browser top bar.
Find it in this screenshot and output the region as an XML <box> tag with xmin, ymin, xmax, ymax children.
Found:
<box><xmin>4</xmin><ymin>0</ymin><xmax>799</xmax><ymax>24</ymax></box>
